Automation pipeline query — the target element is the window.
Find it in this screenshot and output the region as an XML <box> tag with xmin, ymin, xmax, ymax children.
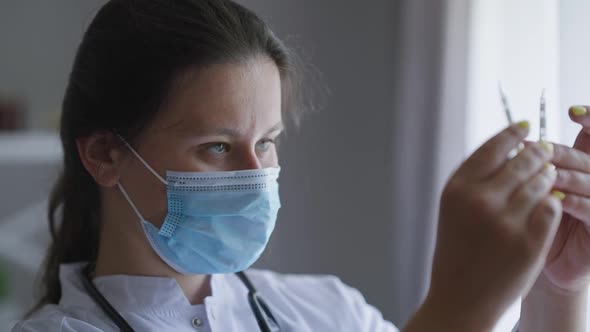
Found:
<box><xmin>464</xmin><ymin>0</ymin><xmax>561</xmax><ymax>330</ymax></box>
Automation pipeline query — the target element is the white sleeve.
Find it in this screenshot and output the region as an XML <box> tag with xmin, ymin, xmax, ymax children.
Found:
<box><xmin>333</xmin><ymin>277</ymin><xmax>399</xmax><ymax>332</ymax></box>
<box><xmin>276</xmin><ymin>273</ymin><xmax>399</xmax><ymax>332</ymax></box>
<box><xmin>11</xmin><ymin>317</ymin><xmax>105</xmax><ymax>332</ymax></box>
<box><xmin>226</xmin><ymin>269</ymin><xmax>400</xmax><ymax>332</ymax></box>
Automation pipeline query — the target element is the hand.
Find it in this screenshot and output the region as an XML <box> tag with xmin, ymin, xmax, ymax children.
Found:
<box><xmin>541</xmin><ymin>105</ymin><xmax>590</xmax><ymax>292</ymax></box>
<box><xmin>422</xmin><ymin>122</ymin><xmax>562</xmax><ymax>330</ymax></box>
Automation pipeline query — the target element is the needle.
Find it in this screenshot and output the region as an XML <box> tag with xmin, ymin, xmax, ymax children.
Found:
<box><xmin>498</xmin><ymin>83</ymin><xmax>514</xmax><ymax>124</ymax></box>
<box><xmin>498</xmin><ymin>82</ymin><xmax>524</xmax><ymax>154</ymax></box>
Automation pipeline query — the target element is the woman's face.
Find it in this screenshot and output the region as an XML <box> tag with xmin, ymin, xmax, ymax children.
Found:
<box><xmin>117</xmin><ymin>56</ymin><xmax>283</xmax><ymax>224</ymax></box>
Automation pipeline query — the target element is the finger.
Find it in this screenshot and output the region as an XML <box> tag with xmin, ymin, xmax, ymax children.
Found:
<box><xmin>569</xmin><ymin>106</ymin><xmax>590</xmax><ymax>137</ymax></box>
<box><xmin>561</xmin><ymin>193</ymin><xmax>590</xmax><ymax>226</ymax></box>
<box><xmin>552</xmin><ymin>143</ymin><xmax>590</xmax><ymax>173</ymax></box>
<box><xmin>492</xmin><ymin>142</ymin><xmax>553</xmax><ymax>193</ymax></box>
<box><xmin>568</xmin><ymin>105</ymin><xmax>590</xmax><ymax>129</ymax></box>
<box><xmin>554</xmin><ymin>169</ymin><xmax>590</xmax><ymax>197</ymax></box>
<box><xmin>458</xmin><ymin>121</ymin><xmax>530</xmax><ymax>180</ymax></box>
<box><xmin>522</xmin><ymin>140</ymin><xmax>535</xmax><ymax>147</ymax></box>
<box><xmin>525</xmin><ymin>194</ymin><xmax>562</xmax><ymax>256</ymax></box>
<box><xmin>573</xmin><ymin>129</ymin><xmax>590</xmax><ymax>151</ymax></box>
<box><xmin>507</xmin><ymin>164</ymin><xmax>557</xmax><ymax>221</ymax></box>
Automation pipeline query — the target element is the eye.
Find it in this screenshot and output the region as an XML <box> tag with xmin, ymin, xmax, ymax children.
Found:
<box><xmin>206</xmin><ymin>143</ymin><xmax>230</xmax><ymax>154</ymax></box>
<box><xmin>256</xmin><ymin>139</ymin><xmax>275</xmax><ymax>152</ymax></box>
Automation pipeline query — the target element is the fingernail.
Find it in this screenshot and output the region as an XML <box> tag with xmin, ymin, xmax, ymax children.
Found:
<box><xmin>544</xmin><ymin>163</ymin><xmax>556</xmax><ymax>171</ymax></box>
<box><xmin>539</xmin><ymin>140</ymin><xmax>554</xmax><ymax>154</ymax></box>
<box><xmin>517</xmin><ymin>120</ymin><xmax>530</xmax><ymax>130</ymax></box>
<box><xmin>552</xmin><ymin>190</ymin><xmax>566</xmax><ymax>201</ymax></box>
<box><xmin>570</xmin><ymin>106</ymin><xmax>587</xmax><ymax>116</ymax></box>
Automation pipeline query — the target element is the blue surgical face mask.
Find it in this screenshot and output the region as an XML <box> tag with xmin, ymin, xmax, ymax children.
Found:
<box><xmin>117</xmin><ymin>139</ymin><xmax>281</xmax><ymax>275</ymax></box>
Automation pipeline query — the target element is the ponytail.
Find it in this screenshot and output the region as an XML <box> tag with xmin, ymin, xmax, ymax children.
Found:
<box><xmin>28</xmin><ymin>151</ymin><xmax>101</xmax><ymax>314</ymax></box>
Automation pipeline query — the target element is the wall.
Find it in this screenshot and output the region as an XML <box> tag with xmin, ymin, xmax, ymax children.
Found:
<box><xmin>239</xmin><ymin>0</ymin><xmax>401</xmax><ymax>323</ymax></box>
<box><xmin>0</xmin><ymin>1</ymin><xmax>107</xmax><ymax>129</ymax></box>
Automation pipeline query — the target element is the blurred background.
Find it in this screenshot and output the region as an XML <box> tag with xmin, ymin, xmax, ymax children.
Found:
<box><xmin>0</xmin><ymin>0</ymin><xmax>589</xmax><ymax>331</ymax></box>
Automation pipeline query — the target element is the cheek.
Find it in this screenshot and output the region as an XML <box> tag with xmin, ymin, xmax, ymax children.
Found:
<box><xmin>119</xmin><ymin>157</ymin><xmax>170</xmax><ymax>226</ymax></box>
<box><xmin>140</xmin><ymin>186</ymin><xmax>169</xmax><ymax>227</ymax></box>
<box><xmin>262</xmin><ymin>148</ymin><xmax>280</xmax><ymax>168</ymax></box>
<box><xmin>139</xmin><ymin>132</ymin><xmax>206</xmax><ymax>173</ymax></box>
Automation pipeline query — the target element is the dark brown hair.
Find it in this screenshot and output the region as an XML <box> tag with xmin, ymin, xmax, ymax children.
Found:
<box><xmin>31</xmin><ymin>0</ymin><xmax>301</xmax><ymax>314</ymax></box>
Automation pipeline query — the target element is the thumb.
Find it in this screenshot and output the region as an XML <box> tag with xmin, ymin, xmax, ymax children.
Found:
<box><xmin>573</xmin><ymin>130</ymin><xmax>590</xmax><ymax>152</ymax></box>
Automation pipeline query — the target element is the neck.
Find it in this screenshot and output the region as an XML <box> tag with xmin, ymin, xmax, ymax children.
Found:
<box><xmin>94</xmin><ymin>188</ymin><xmax>212</xmax><ymax>305</ymax></box>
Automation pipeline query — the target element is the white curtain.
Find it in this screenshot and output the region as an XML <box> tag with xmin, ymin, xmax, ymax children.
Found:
<box><xmin>390</xmin><ymin>0</ymin><xmax>471</xmax><ymax>325</ymax></box>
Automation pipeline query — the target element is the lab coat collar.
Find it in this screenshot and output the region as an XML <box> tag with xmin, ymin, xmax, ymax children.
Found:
<box><xmin>58</xmin><ymin>262</ymin><xmax>248</xmax><ymax>315</ymax></box>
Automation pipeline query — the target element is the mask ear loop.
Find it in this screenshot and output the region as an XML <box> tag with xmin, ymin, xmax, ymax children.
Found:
<box><xmin>117</xmin><ymin>182</ymin><xmax>145</xmax><ymax>222</ymax></box>
<box><xmin>115</xmin><ymin>134</ymin><xmax>169</xmax><ymax>223</ymax></box>
<box><xmin>117</xmin><ymin>135</ymin><xmax>169</xmax><ymax>186</ymax></box>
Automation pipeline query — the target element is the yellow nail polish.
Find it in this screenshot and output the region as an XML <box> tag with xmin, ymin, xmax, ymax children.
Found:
<box><xmin>539</xmin><ymin>140</ymin><xmax>554</xmax><ymax>154</ymax></box>
<box><xmin>544</xmin><ymin>163</ymin><xmax>556</xmax><ymax>171</ymax></box>
<box><xmin>552</xmin><ymin>190</ymin><xmax>566</xmax><ymax>201</ymax></box>
<box><xmin>570</xmin><ymin>106</ymin><xmax>587</xmax><ymax>116</ymax></box>
<box><xmin>517</xmin><ymin>121</ymin><xmax>530</xmax><ymax>130</ymax></box>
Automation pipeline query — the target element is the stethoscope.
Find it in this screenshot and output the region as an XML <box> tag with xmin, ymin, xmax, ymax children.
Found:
<box><xmin>80</xmin><ymin>263</ymin><xmax>281</xmax><ymax>332</ymax></box>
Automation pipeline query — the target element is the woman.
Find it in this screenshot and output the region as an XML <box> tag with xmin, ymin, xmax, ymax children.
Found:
<box><xmin>11</xmin><ymin>0</ymin><xmax>590</xmax><ymax>331</ymax></box>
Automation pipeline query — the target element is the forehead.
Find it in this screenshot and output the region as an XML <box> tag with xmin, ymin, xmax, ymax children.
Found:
<box><xmin>153</xmin><ymin>57</ymin><xmax>282</xmax><ymax>135</ymax></box>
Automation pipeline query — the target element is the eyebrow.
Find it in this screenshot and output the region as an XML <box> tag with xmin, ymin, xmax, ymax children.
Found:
<box><xmin>192</xmin><ymin>121</ymin><xmax>284</xmax><ymax>137</ymax></box>
<box><xmin>264</xmin><ymin>122</ymin><xmax>284</xmax><ymax>135</ymax></box>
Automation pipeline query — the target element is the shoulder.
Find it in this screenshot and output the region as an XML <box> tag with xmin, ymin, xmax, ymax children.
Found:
<box><xmin>246</xmin><ymin>269</ymin><xmax>362</xmax><ymax>307</ymax></box>
<box><xmin>10</xmin><ymin>305</ymin><xmax>105</xmax><ymax>332</ymax></box>
<box><xmin>244</xmin><ymin>269</ymin><xmax>399</xmax><ymax>332</ymax></box>
<box><xmin>246</xmin><ymin>269</ymin><xmax>371</xmax><ymax>311</ymax></box>
<box><xmin>247</xmin><ymin>268</ymin><xmax>346</xmax><ymax>290</ymax></box>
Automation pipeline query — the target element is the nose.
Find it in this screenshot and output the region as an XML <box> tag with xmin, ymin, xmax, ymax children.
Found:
<box><xmin>233</xmin><ymin>148</ymin><xmax>262</xmax><ymax>171</ymax></box>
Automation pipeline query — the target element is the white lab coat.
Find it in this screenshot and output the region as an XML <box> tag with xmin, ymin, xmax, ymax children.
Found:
<box><xmin>11</xmin><ymin>263</ymin><xmax>398</xmax><ymax>331</ymax></box>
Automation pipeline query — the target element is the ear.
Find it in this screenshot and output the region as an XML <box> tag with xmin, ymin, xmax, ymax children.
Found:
<box><xmin>76</xmin><ymin>132</ymin><xmax>125</xmax><ymax>187</ymax></box>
